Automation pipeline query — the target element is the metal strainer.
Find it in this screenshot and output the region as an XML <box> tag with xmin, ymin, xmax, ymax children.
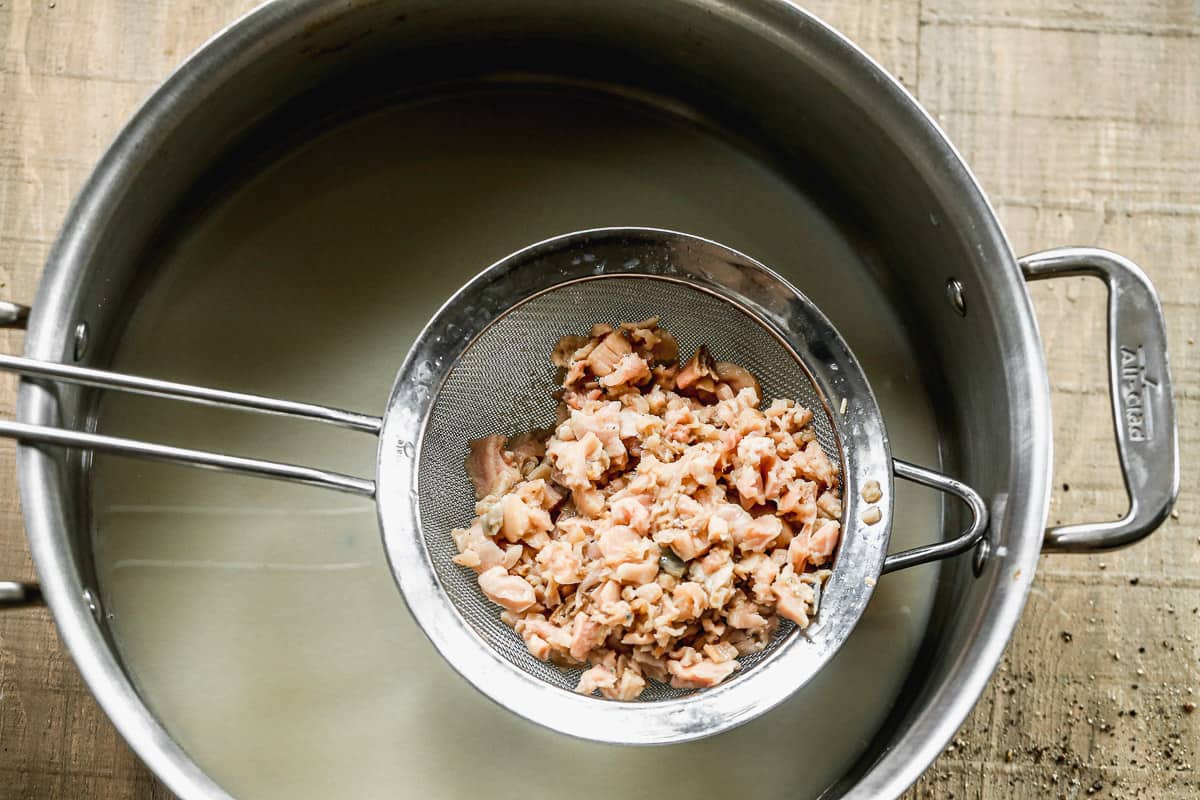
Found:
<box><xmin>0</xmin><ymin>228</ymin><xmax>987</xmax><ymax>744</ymax></box>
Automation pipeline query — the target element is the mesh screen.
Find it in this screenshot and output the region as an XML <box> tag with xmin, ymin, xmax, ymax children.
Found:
<box><xmin>418</xmin><ymin>276</ymin><xmax>842</xmax><ymax>700</ymax></box>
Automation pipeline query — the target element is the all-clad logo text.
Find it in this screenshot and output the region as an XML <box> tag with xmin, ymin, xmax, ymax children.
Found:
<box><xmin>1119</xmin><ymin>345</ymin><xmax>1156</xmax><ymax>443</ymax></box>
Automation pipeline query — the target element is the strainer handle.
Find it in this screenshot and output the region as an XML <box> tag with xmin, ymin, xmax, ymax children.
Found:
<box><xmin>881</xmin><ymin>460</ymin><xmax>990</xmax><ymax>574</ymax></box>
<box><xmin>0</xmin><ymin>352</ymin><xmax>380</xmax><ymax>498</ymax></box>
<box><xmin>1022</xmin><ymin>248</ymin><xmax>1180</xmax><ymax>552</ymax></box>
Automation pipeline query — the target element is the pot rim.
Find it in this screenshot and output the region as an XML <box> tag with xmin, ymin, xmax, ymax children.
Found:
<box><xmin>16</xmin><ymin>2</ymin><xmax>1052</xmax><ymax>799</ymax></box>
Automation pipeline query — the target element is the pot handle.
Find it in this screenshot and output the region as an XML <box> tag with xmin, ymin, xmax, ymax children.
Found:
<box><xmin>0</xmin><ymin>581</ymin><xmax>43</xmax><ymax>608</ymax></box>
<box><xmin>0</xmin><ymin>300</ymin><xmax>30</xmax><ymax>327</ymax></box>
<box><xmin>1</xmin><ymin>303</ymin><xmax>43</xmax><ymax>608</ymax></box>
<box><xmin>1021</xmin><ymin>247</ymin><xmax>1180</xmax><ymax>552</ymax></box>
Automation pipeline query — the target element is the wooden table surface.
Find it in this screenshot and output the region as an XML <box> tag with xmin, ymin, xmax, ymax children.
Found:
<box><xmin>0</xmin><ymin>1</ymin><xmax>1195</xmax><ymax>798</ymax></box>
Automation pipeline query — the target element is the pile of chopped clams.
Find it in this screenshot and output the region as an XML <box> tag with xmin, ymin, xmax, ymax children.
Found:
<box><xmin>452</xmin><ymin>319</ymin><xmax>841</xmax><ymax>700</ymax></box>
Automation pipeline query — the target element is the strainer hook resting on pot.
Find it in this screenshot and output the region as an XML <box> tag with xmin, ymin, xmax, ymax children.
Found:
<box><xmin>0</xmin><ymin>228</ymin><xmax>989</xmax><ymax>744</ymax></box>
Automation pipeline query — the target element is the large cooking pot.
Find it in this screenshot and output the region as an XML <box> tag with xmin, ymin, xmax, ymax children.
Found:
<box><xmin>0</xmin><ymin>1</ymin><xmax>1179</xmax><ymax>798</ymax></box>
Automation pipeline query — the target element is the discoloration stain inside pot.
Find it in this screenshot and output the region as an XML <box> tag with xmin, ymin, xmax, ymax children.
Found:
<box><xmin>90</xmin><ymin>88</ymin><xmax>941</xmax><ymax>799</ymax></box>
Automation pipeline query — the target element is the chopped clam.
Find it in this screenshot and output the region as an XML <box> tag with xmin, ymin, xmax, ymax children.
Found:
<box><xmin>451</xmin><ymin>319</ymin><xmax>839</xmax><ymax>699</ymax></box>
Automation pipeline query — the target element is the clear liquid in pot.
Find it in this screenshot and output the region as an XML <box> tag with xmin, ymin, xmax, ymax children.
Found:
<box><xmin>91</xmin><ymin>88</ymin><xmax>942</xmax><ymax>799</ymax></box>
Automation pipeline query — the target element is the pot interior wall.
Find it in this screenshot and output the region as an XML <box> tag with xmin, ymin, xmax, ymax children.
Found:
<box><xmin>27</xmin><ymin>2</ymin><xmax>1034</xmax><ymax>798</ymax></box>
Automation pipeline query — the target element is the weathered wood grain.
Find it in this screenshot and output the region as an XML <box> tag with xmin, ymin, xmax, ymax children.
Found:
<box><xmin>923</xmin><ymin>1</ymin><xmax>1200</xmax><ymax>36</ymax></box>
<box><xmin>907</xmin><ymin>2</ymin><xmax>1199</xmax><ymax>798</ymax></box>
<box><xmin>0</xmin><ymin>2</ymin><xmax>1195</xmax><ymax>798</ymax></box>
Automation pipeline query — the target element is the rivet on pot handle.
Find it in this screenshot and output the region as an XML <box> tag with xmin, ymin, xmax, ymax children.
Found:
<box><xmin>1022</xmin><ymin>247</ymin><xmax>1180</xmax><ymax>552</ymax></box>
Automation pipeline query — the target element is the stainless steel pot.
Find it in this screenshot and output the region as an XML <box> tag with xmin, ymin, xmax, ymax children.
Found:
<box><xmin>0</xmin><ymin>2</ymin><xmax>1179</xmax><ymax>798</ymax></box>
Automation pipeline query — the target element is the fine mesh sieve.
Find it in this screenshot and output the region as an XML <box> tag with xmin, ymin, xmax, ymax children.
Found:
<box><xmin>0</xmin><ymin>227</ymin><xmax>987</xmax><ymax>745</ymax></box>
<box><xmin>418</xmin><ymin>276</ymin><xmax>840</xmax><ymax>701</ymax></box>
<box><xmin>380</xmin><ymin>228</ymin><xmax>986</xmax><ymax>744</ymax></box>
